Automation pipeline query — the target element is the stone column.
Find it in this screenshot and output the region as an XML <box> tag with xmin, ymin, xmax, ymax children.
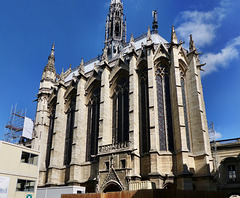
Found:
<box><xmin>47</xmin><ymin>82</ymin><xmax>67</xmax><ymax>186</ymax></box>
<box><xmin>32</xmin><ymin>94</ymin><xmax>50</xmax><ymax>186</ymax></box>
<box><xmin>170</xmin><ymin>43</ymin><xmax>192</xmax><ymax>190</ymax></box>
<box><xmin>98</xmin><ymin>63</ymin><xmax>112</xmax><ymax>146</ymax></box>
<box><xmin>128</xmin><ymin>51</ymin><xmax>141</xmax><ymax>179</ymax></box>
<box><xmin>69</xmin><ymin>76</ymin><xmax>87</xmax><ymax>184</ymax></box>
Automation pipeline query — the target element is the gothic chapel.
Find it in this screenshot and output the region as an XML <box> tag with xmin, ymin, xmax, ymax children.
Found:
<box><xmin>31</xmin><ymin>0</ymin><xmax>215</xmax><ymax>193</ymax></box>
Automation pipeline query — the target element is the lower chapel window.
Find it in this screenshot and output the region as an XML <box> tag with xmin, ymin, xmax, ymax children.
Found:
<box><xmin>156</xmin><ymin>65</ymin><xmax>174</xmax><ymax>151</ymax></box>
<box><xmin>112</xmin><ymin>77</ymin><xmax>129</xmax><ymax>144</ymax></box>
<box><xmin>86</xmin><ymin>87</ymin><xmax>101</xmax><ymax>161</ymax></box>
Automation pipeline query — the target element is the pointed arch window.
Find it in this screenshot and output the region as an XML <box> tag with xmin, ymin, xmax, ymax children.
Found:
<box><xmin>139</xmin><ymin>65</ymin><xmax>150</xmax><ymax>154</ymax></box>
<box><xmin>64</xmin><ymin>96</ymin><xmax>76</xmax><ymax>165</ymax></box>
<box><xmin>86</xmin><ymin>87</ymin><xmax>101</xmax><ymax>162</ymax></box>
<box><xmin>112</xmin><ymin>76</ymin><xmax>129</xmax><ymax>144</ymax></box>
<box><xmin>46</xmin><ymin>102</ymin><xmax>56</xmax><ymax>168</ymax></box>
<box><xmin>180</xmin><ymin>72</ymin><xmax>191</xmax><ymax>151</ymax></box>
<box><xmin>115</xmin><ymin>22</ymin><xmax>120</xmax><ymax>37</ymax></box>
<box><xmin>156</xmin><ymin>65</ymin><xmax>174</xmax><ymax>151</ymax></box>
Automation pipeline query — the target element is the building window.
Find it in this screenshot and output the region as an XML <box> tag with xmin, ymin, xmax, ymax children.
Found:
<box><xmin>180</xmin><ymin>73</ymin><xmax>191</xmax><ymax>151</ymax></box>
<box><xmin>16</xmin><ymin>179</ymin><xmax>35</xmax><ymax>192</ymax></box>
<box><xmin>112</xmin><ymin>77</ymin><xmax>129</xmax><ymax>144</ymax></box>
<box><xmin>105</xmin><ymin>161</ymin><xmax>110</xmax><ymax>170</ymax></box>
<box><xmin>86</xmin><ymin>87</ymin><xmax>101</xmax><ymax>162</ymax></box>
<box><xmin>21</xmin><ymin>151</ymin><xmax>38</xmax><ymax>165</ymax></box>
<box><xmin>64</xmin><ymin>96</ymin><xmax>76</xmax><ymax>165</ymax></box>
<box><xmin>139</xmin><ymin>65</ymin><xmax>150</xmax><ymax>154</ymax></box>
<box><xmin>228</xmin><ymin>165</ymin><xmax>237</xmax><ymax>181</ymax></box>
<box><xmin>121</xmin><ymin>159</ymin><xmax>126</xmax><ymax>169</ymax></box>
<box><xmin>156</xmin><ymin>65</ymin><xmax>174</xmax><ymax>151</ymax></box>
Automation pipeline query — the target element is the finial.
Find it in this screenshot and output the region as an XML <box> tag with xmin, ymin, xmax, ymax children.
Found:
<box><xmin>102</xmin><ymin>46</ymin><xmax>108</xmax><ymax>62</ymax></box>
<box><xmin>69</xmin><ymin>64</ymin><xmax>72</xmax><ymax>69</ymax></box>
<box><xmin>189</xmin><ymin>34</ymin><xmax>196</xmax><ymax>52</ymax></box>
<box><xmin>129</xmin><ymin>33</ymin><xmax>135</xmax><ymax>51</ymax></box>
<box><xmin>146</xmin><ymin>27</ymin><xmax>152</xmax><ymax>45</ymax></box>
<box><xmin>152</xmin><ymin>10</ymin><xmax>158</xmax><ymax>31</ymax></box>
<box><xmin>147</xmin><ymin>27</ymin><xmax>152</xmax><ymax>41</ymax></box>
<box><xmin>78</xmin><ymin>58</ymin><xmax>85</xmax><ymax>75</ymax></box>
<box><xmin>130</xmin><ymin>33</ymin><xmax>134</xmax><ymax>43</ymax></box>
<box><xmin>171</xmin><ymin>26</ymin><xmax>178</xmax><ymax>44</ymax></box>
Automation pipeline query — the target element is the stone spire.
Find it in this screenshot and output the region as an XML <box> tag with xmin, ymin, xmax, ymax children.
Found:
<box><xmin>44</xmin><ymin>43</ymin><xmax>56</xmax><ymax>73</ymax></box>
<box><xmin>111</xmin><ymin>0</ymin><xmax>121</xmax><ymax>4</ymax></box>
<box><xmin>105</xmin><ymin>0</ymin><xmax>126</xmax><ymax>59</ymax></box>
<box><xmin>171</xmin><ymin>26</ymin><xmax>178</xmax><ymax>44</ymax></box>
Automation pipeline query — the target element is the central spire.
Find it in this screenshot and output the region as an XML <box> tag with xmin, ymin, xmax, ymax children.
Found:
<box><xmin>111</xmin><ymin>0</ymin><xmax>121</xmax><ymax>4</ymax></box>
<box><xmin>104</xmin><ymin>0</ymin><xmax>126</xmax><ymax>59</ymax></box>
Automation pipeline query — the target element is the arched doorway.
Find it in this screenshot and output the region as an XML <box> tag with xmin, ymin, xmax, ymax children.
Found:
<box><xmin>102</xmin><ymin>182</ymin><xmax>122</xmax><ymax>193</ymax></box>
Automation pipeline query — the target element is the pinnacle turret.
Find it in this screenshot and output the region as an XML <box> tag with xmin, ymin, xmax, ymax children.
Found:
<box><xmin>171</xmin><ymin>26</ymin><xmax>178</xmax><ymax>44</ymax></box>
<box><xmin>104</xmin><ymin>0</ymin><xmax>126</xmax><ymax>59</ymax></box>
<box><xmin>189</xmin><ymin>34</ymin><xmax>196</xmax><ymax>52</ymax></box>
<box><xmin>44</xmin><ymin>43</ymin><xmax>56</xmax><ymax>73</ymax></box>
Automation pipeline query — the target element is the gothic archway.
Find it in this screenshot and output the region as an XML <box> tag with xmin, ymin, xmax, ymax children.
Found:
<box><xmin>102</xmin><ymin>181</ymin><xmax>122</xmax><ymax>193</ymax></box>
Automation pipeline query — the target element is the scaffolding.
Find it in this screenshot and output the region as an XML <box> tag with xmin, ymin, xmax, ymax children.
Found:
<box><xmin>208</xmin><ymin>121</ymin><xmax>218</xmax><ymax>170</ymax></box>
<box><xmin>3</xmin><ymin>104</ymin><xmax>27</xmax><ymax>144</ymax></box>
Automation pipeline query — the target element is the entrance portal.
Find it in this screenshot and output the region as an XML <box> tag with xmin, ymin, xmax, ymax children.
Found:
<box><xmin>103</xmin><ymin>182</ymin><xmax>122</xmax><ymax>193</ymax></box>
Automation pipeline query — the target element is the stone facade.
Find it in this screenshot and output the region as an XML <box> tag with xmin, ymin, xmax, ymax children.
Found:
<box><xmin>31</xmin><ymin>0</ymin><xmax>215</xmax><ymax>193</ymax></box>
<box><xmin>211</xmin><ymin>138</ymin><xmax>240</xmax><ymax>196</ymax></box>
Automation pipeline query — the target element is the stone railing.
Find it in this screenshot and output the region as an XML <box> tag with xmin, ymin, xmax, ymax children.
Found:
<box><xmin>98</xmin><ymin>141</ymin><xmax>132</xmax><ymax>154</ymax></box>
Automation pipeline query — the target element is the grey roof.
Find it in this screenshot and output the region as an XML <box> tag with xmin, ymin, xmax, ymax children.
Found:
<box><xmin>64</xmin><ymin>32</ymin><xmax>168</xmax><ymax>83</ymax></box>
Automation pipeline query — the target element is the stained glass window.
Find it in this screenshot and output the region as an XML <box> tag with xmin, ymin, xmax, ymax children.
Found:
<box><xmin>139</xmin><ymin>66</ymin><xmax>150</xmax><ymax>154</ymax></box>
<box><xmin>156</xmin><ymin>65</ymin><xmax>174</xmax><ymax>151</ymax></box>
<box><xmin>112</xmin><ymin>77</ymin><xmax>129</xmax><ymax>144</ymax></box>
<box><xmin>165</xmin><ymin>74</ymin><xmax>174</xmax><ymax>151</ymax></box>
<box><xmin>156</xmin><ymin>74</ymin><xmax>166</xmax><ymax>151</ymax></box>
<box><xmin>64</xmin><ymin>96</ymin><xmax>76</xmax><ymax>165</ymax></box>
<box><xmin>46</xmin><ymin>103</ymin><xmax>56</xmax><ymax>168</ymax></box>
<box><xmin>181</xmin><ymin>75</ymin><xmax>191</xmax><ymax>151</ymax></box>
<box><xmin>86</xmin><ymin>87</ymin><xmax>101</xmax><ymax>162</ymax></box>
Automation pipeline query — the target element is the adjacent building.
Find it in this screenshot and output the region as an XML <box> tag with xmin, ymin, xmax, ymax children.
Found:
<box><xmin>0</xmin><ymin>141</ymin><xmax>39</xmax><ymax>198</ymax></box>
<box><xmin>211</xmin><ymin>138</ymin><xmax>240</xmax><ymax>196</ymax></box>
<box><xmin>31</xmin><ymin>0</ymin><xmax>215</xmax><ymax>193</ymax></box>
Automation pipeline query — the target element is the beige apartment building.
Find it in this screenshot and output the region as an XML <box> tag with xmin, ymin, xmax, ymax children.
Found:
<box><xmin>0</xmin><ymin>141</ymin><xmax>39</xmax><ymax>198</ymax></box>
<box><xmin>211</xmin><ymin>138</ymin><xmax>240</xmax><ymax>196</ymax></box>
<box><xmin>31</xmin><ymin>0</ymin><xmax>215</xmax><ymax>193</ymax></box>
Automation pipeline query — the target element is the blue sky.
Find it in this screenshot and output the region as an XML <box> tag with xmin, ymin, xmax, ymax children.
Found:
<box><xmin>0</xmin><ymin>0</ymin><xmax>239</xmax><ymax>141</ymax></box>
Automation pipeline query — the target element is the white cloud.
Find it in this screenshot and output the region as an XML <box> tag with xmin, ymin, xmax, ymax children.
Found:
<box><xmin>175</xmin><ymin>0</ymin><xmax>230</xmax><ymax>47</ymax></box>
<box><xmin>209</xmin><ymin>131</ymin><xmax>222</xmax><ymax>141</ymax></box>
<box><xmin>201</xmin><ymin>36</ymin><xmax>240</xmax><ymax>76</ymax></box>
